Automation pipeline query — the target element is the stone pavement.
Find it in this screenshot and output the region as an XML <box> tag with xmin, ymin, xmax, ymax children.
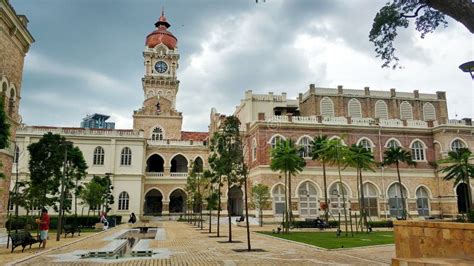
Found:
<box><xmin>9</xmin><ymin>221</ymin><xmax>395</xmax><ymax>265</ymax></box>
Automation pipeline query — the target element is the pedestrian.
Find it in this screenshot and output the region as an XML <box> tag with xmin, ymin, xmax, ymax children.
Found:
<box><xmin>35</xmin><ymin>208</ymin><xmax>50</xmax><ymax>248</ymax></box>
<box><xmin>100</xmin><ymin>211</ymin><xmax>109</xmax><ymax>230</ymax></box>
<box><xmin>128</xmin><ymin>212</ymin><xmax>137</xmax><ymax>224</ymax></box>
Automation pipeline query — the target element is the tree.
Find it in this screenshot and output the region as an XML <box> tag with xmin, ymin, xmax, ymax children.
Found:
<box><xmin>67</xmin><ymin>147</ymin><xmax>88</xmax><ymax>218</ymax></box>
<box><xmin>345</xmin><ymin>144</ymin><xmax>376</xmax><ymax>232</ymax></box>
<box><xmin>438</xmin><ymin>148</ymin><xmax>474</xmax><ymax>213</ymax></box>
<box><xmin>270</xmin><ymin>139</ymin><xmax>306</xmax><ymax>233</ymax></box>
<box><xmin>383</xmin><ymin>146</ymin><xmax>416</xmax><ymax>219</ymax></box>
<box><xmin>209</xmin><ymin>132</ymin><xmax>226</xmax><ymax>237</ymax></box>
<box><xmin>311</xmin><ymin>135</ymin><xmax>330</xmax><ymax>223</ymax></box>
<box><xmin>80</xmin><ymin>179</ymin><xmax>104</xmax><ymax>216</ymax></box>
<box><xmin>370</xmin><ymin>1</ymin><xmax>474</xmax><ymax>69</ymax></box>
<box><xmin>203</xmin><ymin>170</ymin><xmax>219</xmax><ymax>233</ymax></box>
<box><xmin>186</xmin><ymin>160</ymin><xmax>205</xmax><ymax>228</ymax></box>
<box><xmin>251</xmin><ymin>184</ymin><xmax>270</xmax><ymax>227</ymax></box>
<box><xmin>325</xmin><ymin>137</ymin><xmax>349</xmax><ymax>235</ymax></box>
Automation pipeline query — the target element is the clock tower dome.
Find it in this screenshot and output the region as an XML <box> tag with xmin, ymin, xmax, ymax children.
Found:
<box><xmin>133</xmin><ymin>10</ymin><xmax>183</xmax><ymax>140</ymax></box>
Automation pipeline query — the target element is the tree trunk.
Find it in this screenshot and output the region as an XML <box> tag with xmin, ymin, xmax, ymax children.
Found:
<box><xmin>396</xmin><ymin>161</ymin><xmax>407</xmax><ymax>219</ymax></box>
<box><xmin>428</xmin><ymin>0</ymin><xmax>474</xmax><ymax>33</ymax></box>
<box><xmin>356</xmin><ymin>168</ymin><xmax>362</xmax><ymax>231</ymax></box>
<box><xmin>244</xmin><ymin>171</ymin><xmax>251</xmax><ymax>251</ymax></box>
<box><xmin>322</xmin><ymin>162</ymin><xmax>329</xmax><ymax>223</ymax></box>
<box><xmin>217</xmin><ymin>176</ymin><xmax>222</xmax><ymax>237</ymax></box>
<box><xmin>284</xmin><ymin>171</ymin><xmax>288</xmax><ymax>233</ymax></box>
<box><xmin>208</xmin><ymin>204</ymin><xmax>212</xmax><ymax>233</ymax></box>
<box><xmin>260</xmin><ymin>207</ymin><xmax>263</xmax><ymax>227</ymax></box>
<box><xmin>288</xmin><ymin>171</ymin><xmax>293</xmax><ymax>227</ymax></box>
<box><xmin>337</xmin><ymin>163</ymin><xmax>348</xmax><ymax>236</ymax></box>
<box><xmin>227</xmin><ymin>182</ymin><xmax>232</xmax><ymax>242</ymax></box>
<box><xmin>466</xmin><ymin>178</ymin><xmax>472</xmax><ymax>213</ymax></box>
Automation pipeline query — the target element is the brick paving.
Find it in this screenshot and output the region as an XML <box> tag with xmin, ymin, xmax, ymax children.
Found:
<box><xmin>8</xmin><ymin>221</ymin><xmax>395</xmax><ymax>265</ymax></box>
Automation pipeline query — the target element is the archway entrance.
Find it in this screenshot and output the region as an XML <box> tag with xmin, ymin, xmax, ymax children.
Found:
<box><xmin>228</xmin><ymin>186</ymin><xmax>243</xmax><ymax>216</ymax></box>
<box><xmin>456</xmin><ymin>183</ymin><xmax>471</xmax><ymax>213</ymax></box>
<box><xmin>144</xmin><ymin>189</ymin><xmax>163</xmax><ymax>215</ymax></box>
<box><xmin>169</xmin><ymin>189</ymin><xmax>186</xmax><ymax>213</ymax></box>
<box><xmin>146</xmin><ymin>154</ymin><xmax>164</xmax><ymax>172</ymax></box>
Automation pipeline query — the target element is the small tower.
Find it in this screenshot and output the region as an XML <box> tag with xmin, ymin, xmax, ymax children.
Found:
<box><xmin>133</xmin><ymin>10</ymin><xmax>183</xmax><ymax>140</ymax></box>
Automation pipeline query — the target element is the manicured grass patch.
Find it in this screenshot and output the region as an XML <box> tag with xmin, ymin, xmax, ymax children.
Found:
<box><xmin>258</xmin><ymin>231</ymin><xmax>394</xmax><ymax>249</ymax></box>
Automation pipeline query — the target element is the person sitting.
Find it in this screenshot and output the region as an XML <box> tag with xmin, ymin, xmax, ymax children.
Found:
<box><xmin>128</xmin><ymin>212</ymin><xmax>137</xmax><ymax>224</ymax></box>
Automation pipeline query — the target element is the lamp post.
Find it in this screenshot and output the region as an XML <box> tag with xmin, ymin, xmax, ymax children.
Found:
<box><xmin>459</xmin><ymin>61</ymin><xmax>474</xmax><ymax>79</ymax></box>
<box><xmin>56</xmin><ymin>140</ymin><xmax>72</xmax><ymax>241</ymax></box>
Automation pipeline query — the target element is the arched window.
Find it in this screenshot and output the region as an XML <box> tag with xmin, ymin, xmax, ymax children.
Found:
<box><xmin>151</xmin><ymin>127</ymin><xmax>164</xmax><ymax>140</ymax></box>
<box><xmin>8</xmin><ymin>88</ymin><xmax>15</xmax><ymax>116</ymax></box>
<box><xmin>171</xmin><ymin>154</ymin><xmax>188</xmax><ymax>173</ymax></box>
<box><xmin>363</xmin><ymin>183</ymin><xmax>378</xmax><ymax>216</ymax></box>
<box><xmin>329</xmin><ymin>183</ymin><xmax>349</xmax><ymax>215</ymax></box>
<box><xmin>252</xmin><ymin>138</ymin><xmax>257</xmax><ymax>161</ymax></box>
<box><xmin>411</xmin><ymin>141</ymin><xmax>425</xmax><ymax>161</ymax></box>
<box><xmin>13</xmin><ymin>146</ymin><xmax>19</xmax><ymax>164</ymax></box>
<box><xmin>422</xmin><ymin>102</ymin><xmax>436</xmax><ymax>121</ymax></box>
<box><xmin>194</xmin><ymin>157</ymin><xmax>203</xmax><ymax>172</ymax></box>
<box><xmin>320</xmin><ymin>97</ymin><xmax>334</xmax><ymax>117</ymax></box>
<box><xmin>348</xmin><ymin>98</ymin><xmax>362</xmax><ymax>118</ymax></box>
<box><xmin>451</xmin><ymin>139</ymin><xmax>466</xmax><ymax>152</ymax></box>
<box><xmin>358</xmin><ymin>138</ymin><xmax>372</xmax><ymax>152</ymax></box>
<box><xmin>118</xmin><ymin>191</ymin><xmax>129</xmax><ymax>210</ymax></box>
<box><xmin>270</xmin><ymin>135</ymin><xmax>284</xmax><ymax>149</ymax></box>
<box><xmin>298</xmin><ymin>136</ymin><xmax>312</xmax><ymax>158</ymax></box>
<box><xmin>416</xmin><ymin>187</ymin><xmax>429</xmax><ymax>217</ymax></box>
<box><xmin>375</xmin><ymin>100</ymin><xmax>388</xmax><ymax>119</ymax></box>
<box><xmin>298</xmin><ymin>181</ymin><xmax>318</xmax><ymax>217</ymax></box>
<box><xmin>400</xmin><ymin>101</ymin><xmax>413</xmax><ymax>120</ymax></box>
<box><xmin>120</xmin><ymin>147</ymin><xmax>132</xmax><ymax>166</ymax></box>
<box><xmin>93</xmin><ymin>146</ymin><xmax>105</xmax><ymax>165</ymax></box>
<box><xmin>388</xmin><ymin>183</ymin><xmax>407</xmax><ymax>218</ymax></box>
<box><xmin>386</xmin><ymin>139</ymin><xmax>401</xmax><ymax>149</ymax></box>
<box><xmin>272</xmin><ymin>185</ymin><xmax>286</xmax><ymax>215</ymax></box>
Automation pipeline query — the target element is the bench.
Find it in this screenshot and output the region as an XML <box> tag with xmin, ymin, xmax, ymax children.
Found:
<box><xmin>83</xmin><ymin>239</ymin><xmax>128</xmax><ymax>258</ymax></box>
<box><xmin>63</xmin><ymin>224</ymin><xmax>81</xmax><ymax>238</ymax></box>
<box><xmin>9</xmin><ymin>231</ymin><xmax>41</xmax><ymax>253</ymax></box>
<box><xmin>131</xmin><ymin>239</ymin><xmax>152</xmax><ymax>257</ymax></box>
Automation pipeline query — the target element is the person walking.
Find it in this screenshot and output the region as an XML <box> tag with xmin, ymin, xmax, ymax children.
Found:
<box><xmin>36</xmin><ymin>208</ymin><xmax>50</xmax><ymax>248</ymax></box>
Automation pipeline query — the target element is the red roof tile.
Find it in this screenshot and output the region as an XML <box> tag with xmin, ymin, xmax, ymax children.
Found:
<box><xmin>181</xmin><ymin>131</ymin><xmax>209</xmax><ymax>142</ymax></box>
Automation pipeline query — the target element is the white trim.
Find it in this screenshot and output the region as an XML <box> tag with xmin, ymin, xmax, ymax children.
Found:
<box><xmin>296</xmin><ymin>135</ymin><xmax>313</xmax><ymax>144</ymax></box>
<box><xmin>414</xmin><ymin>185</ymin><xmax>432</xmax><ymax>199</ymax></box>
<box><xmin>386</xmin><ymin>181</ymin><xmax>410</xmax><ymax>198</ymax></box>
<box><xmin>295</xmin><ymin>179</ymin><xmax>322</xmax><ymax>197</ymax></box>
<box><xmin>384</xmin><ymin>137</ymin><xmax>403</xmax><ymax>148</ymax></box>
<box><xmin>399</xmin><ymin>101</ymin><xmax>413</xmax><ymax>120</ymax></box>
<box><xmin>356</xmin><ymin>137</ymin><xmax>375</xmax><ymax>148</ymax></box>
<box><xmin>270</xmin><ymin>182</ymin><xmax>286</xmax><ymax>197</ymax></box>
<box><xmin>327</xmin><ymin>180</ymin><xmax>352</xmax><ymax>198</ymax></box>
<box><xmin>328</xmin><ymin>136</ymin><xmax>347</xmax><ymax>146</ymax></box>
<box><xmin>449</xmin><ymin>138</ymin><xmax>468</xmax><ymax>151</ymax></box>
<box><xmin>433</xmin><ymin>140</ymin><xmax>443</xmax><ymax>153</ymax></box>
<box><xmin>409</xmin><ymin>138</ymin><xmax>427</xmax><ymax>148</ymax></box>
<box><xmin>362</xmin><ymin>181</ymin><xmax>382</xmax><ymax>198</ymax></box>
<box><xmin>268</xmin><ymin>134</ymin><xmax>286</xmax><ymax>144</ymax></box>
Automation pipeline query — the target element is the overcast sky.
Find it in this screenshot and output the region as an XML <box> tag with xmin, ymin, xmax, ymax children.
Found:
<box><xmin>11</xmin><ymin>0</ymin><xmax>473</xmax><ymax>132</ymax></box>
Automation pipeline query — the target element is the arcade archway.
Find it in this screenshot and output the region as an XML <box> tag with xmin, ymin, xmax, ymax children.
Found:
<box><xmin>144</xmin><ymin>189</ymin><xmax>163</xmax><ymax>215</ymax></box>
<box><xmin>228</xmin><ymin>186</ymin><xmax>243</xmax><ymax>216</ymax></box>
<box><xmin>456</xmin><ymin>183</ymin><xmax>471</xmax><ymax>214</ymax></box>
<box><xmin>169</xmin><ymin>189</ymin><xmax>187</xmax><ymax>213</ymax></box>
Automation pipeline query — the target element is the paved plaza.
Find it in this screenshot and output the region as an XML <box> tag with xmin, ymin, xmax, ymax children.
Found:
<box><xmin>5</xmin><ymin>221</ymin><xmax>395</xmax><ymax>265</ymax></box>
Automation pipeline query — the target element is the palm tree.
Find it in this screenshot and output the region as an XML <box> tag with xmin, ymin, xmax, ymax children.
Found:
<box><xmin>270</xmin><ymin>139</ymin><xmax>306</xmax><ymax>233</ymax></box>
<box><xmin>325</xmin><ymin>137</ymin><xmax>349</xmax><ymax>235</ymax></box>
<box><xmin>383</xmin><ymin>146</ymin><xmax>416</xmax><ymax>219</ymax></box>
<box><xmin>345</xmin><ymin>144</ymin><xmax>375</xmax><ymax>232</ymax></box>
<box><xmin>438</xmin><ymin>148</ymin><xmax>474</xmax><ymax>213</ymax></box>
<box><xmin>311</xmin><ymin>135</ymin><xmax>330</xmax><ymax>223</ymax></box>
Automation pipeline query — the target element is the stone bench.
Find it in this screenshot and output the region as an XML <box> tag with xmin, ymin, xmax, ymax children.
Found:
<box><xmin>131</xmin><ymin>239</ymin><xmax>152</xmax><ymax>257</ymax></box>
<box><xmin>83</xmin><ymin>239</ymin><xmax>128</xmax><ymax>258</ymax></box>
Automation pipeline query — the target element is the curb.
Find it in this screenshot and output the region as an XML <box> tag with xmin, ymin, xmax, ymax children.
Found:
<box><xmin>6</xmin><ymin>229</ymin><xmax>109</xmax><ymax>266</ymax></box>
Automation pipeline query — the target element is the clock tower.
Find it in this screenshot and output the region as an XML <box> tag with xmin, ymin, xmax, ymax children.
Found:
<box><xmin>133</xmin><ymin>10</ymin><xmax>183</xmax><ymax>140</ymax></box>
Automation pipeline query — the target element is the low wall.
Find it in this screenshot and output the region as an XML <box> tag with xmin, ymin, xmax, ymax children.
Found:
<box><xmin>393</xmin><ymin>220</ymin><xmax>474</xmax><ymax>260</ymax></box>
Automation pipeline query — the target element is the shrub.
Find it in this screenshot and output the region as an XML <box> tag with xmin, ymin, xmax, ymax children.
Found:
<box><xmin>5</xmin><ymin>215</ymin><xmax>123</xmax><ymax>230</ymax></box>
<box><xmin>287</xmin><ymin>220</ymin><xmax>339</xmax><ymax>229</ymax></box>
<box><xmin>367</xmin><ymin>220</ymin><xmax>393</xmax><ymax>228</ymax></box>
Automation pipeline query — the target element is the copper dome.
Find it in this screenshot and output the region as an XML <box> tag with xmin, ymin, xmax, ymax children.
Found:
<box><xmin>145</xmin><ymin>11</ymin><xmax>177</xmax><ymax>50</ymax></box>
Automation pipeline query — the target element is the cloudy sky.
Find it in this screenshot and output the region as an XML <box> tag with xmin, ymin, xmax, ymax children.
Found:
<box><xmin>11</xmin><ymin>0</ymin><xmax>473</xmax><ymax>132</ymax></box>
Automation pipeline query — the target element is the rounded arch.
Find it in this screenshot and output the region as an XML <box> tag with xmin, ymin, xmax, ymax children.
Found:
<box><xmin>296</xmin><ymin>135</ymin><xmax>313</xmax><ymax>144</ymax></box>
<box><xmin>422</xmin><ymin>102</ymin><xmax>436</xmax><ymax>121</ymax></box>
<box><xmin>410</xmin><ymin>139</ymin><xmax>427</xmax><ymax>161</ymax></box>
<box><xmin>400</xmin><ymin>101</ymin><xmax>413</xmax><ymax>120</ymax></box>
<box><xmin>144</xmin><ymin>187</ymin><xmax>165</xmax><ymax>197</ymax></box>
<box><xmin>170</xmin><ymin>153</ymin><xmax>189</xmax><ymax>173</ymax></box>
<box><xmin>120</xmin><ymin>147</ymin><xmax>132</xmax><ymax>166</ymax></box>
<box><xmin>348</xmin><ymin>98</ymin><xmax>362</xmax><ymax>118</ymax></box>
<box><xmin>144</xmin><ymin>188</ymin><xmax>164</xmax><ymax>215</ymax></box>
<box><xmin>385</xmin><ymin>137</ymin><xmax>403</xmax><ymax>148</ymax></box>
<box><xmin>270</xmin><ymin>182</ymin><xmax>286</xmax><ymax>197</ymax></box>
<box><xmin>146</xmin><ymin>153</ymin><xmax>165</xmax><ymax>172</ymax></box>
<box><xmin>150</xmin><ymin>125</ymin><xmax>165</xmax><ymax>140</ymax></box>
<box><xmin>118</xmin><ymin>191</ymin><xmax>130</xmax><ymax>211</ymax></box>
<box><xmin>415</xmin><ymin>185</ymin><xmax>433</xmax><ymax>199</ymax></box>
<box><xmin>1</xmin><ymin>76</ymin><xmax>9</xmax><ymax>93</ymax></box>
<box><xmin>362</xmin><ymin>181</ymin><xmax>382</xmax><ymax>197</ymax></box>
<box><xmin>328</xmin><ymin>136</ymin><xmax>347</xmax><ymax>146</ymax></box>
<box><xmin>271</xmin><ymin>183</ymin><xmax>286</xmax><ymax>215</ymax></box>
<box><xmin>297</xmin><ymin>180</ymin><xmax>319</xmax><ymax>217</ymax></box>
<box><xmin>268</xmin><ymin>134</ymin><xmax>286</xmax><ymax>144</ymax></box>
<box><xmin>415</xmin><ymin>186</ymin><xmax>431</xmax><ymax>217</ymax></box>
<box><xmin>167</xmin><ymin>187</ymin><xmax>188</xmax><ymax>201</ymax></box>
<box><xmin>93</xmin><ymin>146</ymin><xmax>105</xmax><ymax>165</ymax></box>
<box><xmin>228</xmin><ymin>186</ymin><xmax>244</xmax><ymax>216</ymax></box>
<box><xmin>449</xmin><ymin>138</ymin><xmax>468</xmax><ymax>151</ymax></box>
<box><xmin>386</xmin><ymin>181</ymin><xmax>410</xmax><ymax>198</ymax></box>
<box><xmin>356</xmin><ymin>137</ymin><xmax>375</xmax><ymax>151</ymax></box>
<box><xmin>320</xmin><ymin>97</ymin><xmax>335</xmax><ymax>117</ymax></box>
<box><xmin>455</xmin><ymin>183</ymin><xmax>472</xmax><ymax>213</ymax></box>
<box><xmin>327</xmin><ymin>180</ymin><xmax>352</xmax><ymax>198</ymax></box>
<box><xmin>295</xmin><ymin>179</ymin><xmax>322</xmax><ymax>197</ymax></box>
<box><xmin>8</xmin><ymin>85</ymin><xmax>16</xmax><ymax>98</ymax></box>
<box><xmin>409</xmin><ymin>138</ymin><xmax>427</xmax><ymax>149</ymax></box>
<box><xmin>297</xmin><ymin>135</ymin><xmax>313</xmax><ymax>158</ymax></box>
<box><xmin>375</xmin><ymin>100</ymin><xmax>389</xmax><ymax>119</ymax></box>
<box><xmin>169</xmin><ymin>188</ymin><xmax>187</xmax><ymax>213</ymax></box>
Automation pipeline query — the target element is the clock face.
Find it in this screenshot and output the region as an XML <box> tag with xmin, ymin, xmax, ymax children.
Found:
<box><xmin>154</xmin><ymin>61</ymin><xmax>168</xmax><ymax>73</ymax></box>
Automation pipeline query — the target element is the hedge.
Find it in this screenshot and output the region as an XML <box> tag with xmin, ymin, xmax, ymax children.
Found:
<box><xmin>367</xmin><ymin>220</ymin><xmax>393</xmax><ymax>228</ymax></box>
<box><xmin>5</xmin><ymin>215</ymin><xmax>123</xmax><ymax>230</ymax></box>
<box><xmin>289</xmin><ymin>220</ymin><xmax>339</xmax><ymax>229</ymax></box>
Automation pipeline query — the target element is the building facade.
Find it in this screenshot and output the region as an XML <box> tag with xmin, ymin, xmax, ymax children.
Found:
<box><xmin>0</xmin><ymin>0</ymin><xmax>34</xmax><ymax>229</ymax></box>
<box><xmin>10</xmin><ymin>12</ymin><xmax>473</xmax><ymax>222</ymax></box>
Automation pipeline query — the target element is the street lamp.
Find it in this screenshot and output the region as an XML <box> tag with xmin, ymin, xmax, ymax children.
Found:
<box><xmin>56</xmin><ymin>140</ymin><xmax>73</xmax><ymax>242</ymax></box>
<box><xmin>459</xmin><ymin>61</ymin><xmax>474</xmax><ymax>79</ymax></box>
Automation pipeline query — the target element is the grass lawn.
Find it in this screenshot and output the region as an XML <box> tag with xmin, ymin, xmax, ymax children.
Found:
<box><xmin>259</xmin><ymin>231</ymin><xmax>394</xmax><ymax>249</ymax></box>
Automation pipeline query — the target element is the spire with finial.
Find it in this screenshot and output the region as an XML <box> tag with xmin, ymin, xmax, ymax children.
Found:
<box><xmin>155</xmin><ymin>6</ymin><xmax>170</xmax><ymax>28</ymax></box>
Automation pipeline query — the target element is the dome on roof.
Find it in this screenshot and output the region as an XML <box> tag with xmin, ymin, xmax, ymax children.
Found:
<box><xmin>145</xmin><ymin>11</ymin><xmax>177</xmax><ymax>49</ymax></box>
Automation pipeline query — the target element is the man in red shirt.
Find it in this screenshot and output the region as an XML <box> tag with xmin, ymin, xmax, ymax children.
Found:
<box><xmin>36</xmin><ymin>208</ymin><xmax>50</xmax><ymax>248</ymax></box>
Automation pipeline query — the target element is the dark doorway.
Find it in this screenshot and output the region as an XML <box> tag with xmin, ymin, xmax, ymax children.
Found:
<box><xmin>171</xmin><ymin>154</ymin><xmax>188</xmax><ymax>172</ymax></box>
<box><xmin>169</xmin><ymin>189</ymin><xmax>186</xmax><ymax>213</ymax></box>
<box><xmin>144</xmin><ymin>189</ymin><xmax>163</xmax><ymax>215</ymax></box>
<box><xmin>146</xmin><ymin>154</ymin><xmax>164</xmax><ymax>172</ymax></box>
<box><xmin>228</xmin><ymin>186</ymin><xmax>243</xmax><ymax>216</ymax></box>
<box><xmin>457</xmin><ymin>183</ymin><xmax>471</xmax><ymax>213</ymax></box>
